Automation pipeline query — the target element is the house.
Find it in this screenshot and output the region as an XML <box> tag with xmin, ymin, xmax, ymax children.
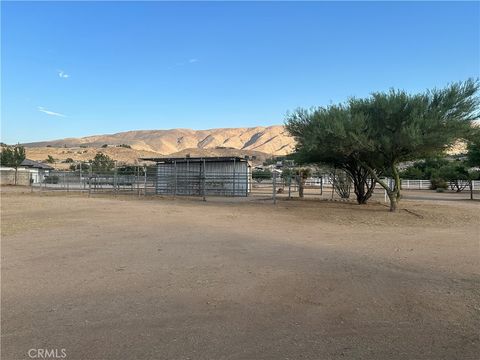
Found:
<box><xmin>19</xmin><ymin>159</ymin><xmax>54</xmax><ymax>183</ymax></box>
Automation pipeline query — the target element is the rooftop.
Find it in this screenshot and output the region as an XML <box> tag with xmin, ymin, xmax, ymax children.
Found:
<box><xmin>20</xmin><ymin>159</ymin><xmax>54</xmax><ymax>170</ymax></box>
<box><xmin>140</xmin><ymin>156</ymin><xmax>249</xmax><ymax>164</ymax></box>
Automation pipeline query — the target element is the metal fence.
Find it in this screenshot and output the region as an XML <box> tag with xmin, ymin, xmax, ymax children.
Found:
<box><xmin>31</xmin><ymin>169</ymin><xmax>480</xmax><ymax>202</ymax></box>
<box><xmin>33</xmin><ymin>168</ymin><xmax>157</xmax><ymax>195</ymax></box>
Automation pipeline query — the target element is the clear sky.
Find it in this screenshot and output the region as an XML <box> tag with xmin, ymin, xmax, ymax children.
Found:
<box><xmin>1</xmin><ymin>1</ymin><xmax>479</xmax><ymax>144</ymax></box>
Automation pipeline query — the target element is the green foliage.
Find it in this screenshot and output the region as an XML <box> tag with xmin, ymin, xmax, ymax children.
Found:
<box><xmin>437</xmin><ymin>162</ymin><xmax>472</xmax><ymax>192</ymax></box>
<box><xmin>252</xmin><ymin>169</ymin><xmax>272</xmax><ymax>182</ymax></box>
<box><xmin>285</xmin><ymin>106</ymin><xmax>376</xmax><ymax>204</ymax></box>
<box><xmin>45</xmin><ymin>155</ymin><xmax>55</xmax><ymax>164</ymax></box>
<box><xmin>101</xmin><ymin>144</ymin><xmax>108</xmax><ymax>148</ymax></box>
<box><xmin>117</xmin><ymin>144</ymin><xmax>132</xmax><ymax>149</ymax></box>
<box><xmin>286</xmin><ymin>79</ymin><xmax>479</xmax><ymax>211</ymax></box>
<box><xmin>44</xmin><ymin>175</ymin><xmax>59</xmax><ymax>184</ymax></box>
<box><xmin>91</xmin><ymin>153</ymin><xmax>115</xmax><ymax>172</ymax></box>
<box><xmin>400</xmin><ymin>157</ymin><xmax>450</xmax><ymax>180</ymax></box>
<box><xmin>0</xmin><ymin>145</ymin><xmax>26</xmax><ymax>168</ymax></box>
<box><xmin>466</xmin><ymin>131</ymin><xmax>480</xmax><ymax>167</ymax></box>
<box><xmin>69</xmin><ymin>161</ymin><xmax>91</xmax><ymax>171</ymax></box>
<box><xmin>429</xmin><ymin>178</ymin><xmax>448</xmax><ymax>190</ymax></box>
<box><xmin>64</xmin><ymin>158</ymin><xmax>74</xmax><ymax>163</ymax></box>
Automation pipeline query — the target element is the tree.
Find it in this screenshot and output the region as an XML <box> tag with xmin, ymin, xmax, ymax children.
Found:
<box><xmin>437</xmin><ymin>162</ymin><xmax>470</xmax><ymax>192</ymax></box>
<box><xmin>91</xmin><ymin>153</ymin><xmax>115</xmax><ymax>172</ymax></box>
<box><xmin>252</xmin><ymin>169</ymin><xmax>272</xmax><ymax>182</ymax></box>
<box><xmin>466</xmin><ymin>131</ymin><xmax>480</xmax><ymax>168</ymax></box>
<box><xmin>349</xmin><ymin>79</ymin><xmax>479</xmax><ymax>211</ymax></box>
<box><xmin>285</xmin><ymin>106</ymin><xmax>377</xmax><ymax>204</ymax></box>
<box><xmin>1</xmin><ymin>145</ymin><xmax>26</xmax><ymax>184</ymax></box>
<box><xmin>45</xmin><ymin>155</ymin><xmax>55</xmax><ymax>164</ymax></box>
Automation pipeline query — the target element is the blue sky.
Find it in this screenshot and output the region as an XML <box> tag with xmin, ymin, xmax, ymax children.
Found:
<box><xmin>1</xmin><ymin>1</ymin><xmax>479</xmax><ymax>144</ymax></box>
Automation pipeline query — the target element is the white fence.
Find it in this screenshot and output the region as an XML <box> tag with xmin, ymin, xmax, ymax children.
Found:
<box><xmin>305</xmin><ymin>176</ymin><xmax>480</xmax><ymax>191</ymax></box>
<box><xmin>401</xmin><ymin>179</ymin><xmax>480</xmax><ymax>190</ymax></box>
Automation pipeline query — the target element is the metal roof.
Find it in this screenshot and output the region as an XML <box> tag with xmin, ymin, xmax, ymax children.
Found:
<box><xmin>140</xmin><ymin>156</ymin><xmax>249</xmax><ymax>164</ymax></box>
<box><xmin>20</xmin><ymin>159</ymin><xmax>54</xmax><ymax>170</ymax></box>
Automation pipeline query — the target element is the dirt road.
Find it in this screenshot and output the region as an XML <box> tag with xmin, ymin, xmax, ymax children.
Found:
<box><xmin>1</xmin><ymin>188</ymin><xmax>479</xmax><ymax>359</ymax></box>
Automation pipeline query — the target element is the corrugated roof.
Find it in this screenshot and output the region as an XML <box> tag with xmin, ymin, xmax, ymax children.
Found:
<box><xmin>20</xmin><ymin>159</ymin><xmax>54</xmax><ymax>169</ymax></box>
<box><xmin>140</xmin><ymin>156</ymin><xmax>249</xmax><ymax>164</ymax></box>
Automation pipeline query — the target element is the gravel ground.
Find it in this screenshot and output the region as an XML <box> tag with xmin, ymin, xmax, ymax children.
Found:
<box><xmin>1</xmin><ymin>187</ymin><xmax>479</xmax><ymax>360</ymax></box>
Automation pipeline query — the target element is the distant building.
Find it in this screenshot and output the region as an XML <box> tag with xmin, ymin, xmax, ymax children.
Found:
<box><xmin>19</xmin><ymin>159</ymin><xmax>54</xmax><ymax>183</ymax></box>
<box><xmin>141</xmin><ymin>157</ymin><xmax>251</xmax><ymax>197</ymax></box>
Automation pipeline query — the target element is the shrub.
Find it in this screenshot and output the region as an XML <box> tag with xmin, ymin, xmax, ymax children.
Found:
<box><xmin>429</xmin><ymin>178</ymin><xmax>447</xmax><ymax>190</ymax></box>
<box><xmin>44</xmin><ymin>175</ymin><xmax>59</xmax><ymax>184</ymax></box>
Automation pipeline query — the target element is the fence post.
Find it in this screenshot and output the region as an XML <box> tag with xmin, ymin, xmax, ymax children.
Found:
<box><xmin>136</xmin><ymin>166</ymin><xmax>140</xmax><ymax>198</ymax></box>
<box><xmin>88</xmin><ymin>166</ymin><xmax>92</xmax><ymax>196</ymax></box>
<box><xmin>233</xmin><ymin>158</ymin><xmax>236</xmax><ymax>197</ymax></box>
<box><xmin>174</xmin><ymin>160</ymin><xmax>177</xmax><ymax>198</ymax></box>
<box><xmin>288</xmin><ymin>175</ymin><xmax>291</xmax><ymax>199</ymax></box>
<box><xmin>272</xmin><ymin>171</ymin><xmax>277</xmax><ymax>204</ymax></box>
<box><xmin>202</xmin><ymin>159</ymin><xmax>206</xmax><ymax>201</ymax></box>
<box><xmin>144</xmin><ymin>166</ymin><xmax>147</xmax><ymax>196</ymax></box>
<box><xmin>30</xmin><ymin>173</ymin><xmax>33</xmax><ymax>193</ymax></box>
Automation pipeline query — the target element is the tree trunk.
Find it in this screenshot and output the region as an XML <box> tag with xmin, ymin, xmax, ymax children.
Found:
<box><xmin>392</xmin><ymin>166</ymin><xmax>401</xmax><ymax>202</ymax></box>
<box><xmin>298</xmin><ymin>173</ymin><xmax>304</xmax><ymax>198</ymax></box>
<box><xmin>470</xmin><ymin>180</ymin><xmax>473</xmax><ymax>200</ymax></box>
<box><xmin>387</xmin><ymin>191</ymin><xmax>398</xmax><ymax>212</ymax></box>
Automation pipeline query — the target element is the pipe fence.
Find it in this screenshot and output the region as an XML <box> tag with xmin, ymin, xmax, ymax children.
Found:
<box><xmin>30</xmin><ymin>169</ymin><xmax>480</xmax><ymax>202</ymax></box>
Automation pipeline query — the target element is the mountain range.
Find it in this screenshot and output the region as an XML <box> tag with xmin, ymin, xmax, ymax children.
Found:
<box><xmin>22</xmin><ymin>126</ymin><xmax>296</xmax><ymax>166</ymax></box>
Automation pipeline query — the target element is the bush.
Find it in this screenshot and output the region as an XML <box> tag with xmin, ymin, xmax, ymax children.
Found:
<box><xmin>44</xmin><ymin>175</ymin><xmax>59</xmax><ymax>184</ymax></box>
<box><xmin>252</xmin><ymin>169</ymin><xmax>272</xmax><ymax>182</ymax></box>
<box><xmin>429</xmin><ymin>178</ymin><xmax>447</xmax><ymax>190</ymax></box>
<box><xmin>436</xmin><ymin>187</ymin><xmax>445</xmax><ymax>193</ymax></box>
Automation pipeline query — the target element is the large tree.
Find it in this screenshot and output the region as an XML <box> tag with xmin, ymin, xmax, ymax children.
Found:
<box><xmin>349</xmin><ymin>79</ymin><xmax>479</xmax><ymax>211</ymax></box>
<box><xmin>285</xmin><ymin>105</ymin><xmax>377</xmax><ymax>204</ymax></box>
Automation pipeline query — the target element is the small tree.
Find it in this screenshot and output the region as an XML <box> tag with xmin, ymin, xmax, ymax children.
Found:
<box><xmin>331</xmin><ymin>169</ymin><xmax>351</xmax><ymax>199</ymax></box>
<box><xmin>1</xmin><ymin>145</ymin><xmax>26</xmax><ymax>184</ymax></box>
<box><xmin>91</xmin><ymin>153</ymin><xmax>115</xmax><ymax>173</ymax></box>
<box><xmin>252</xmin><ymin>169</ymin><xmax>272</xmax><ymax>183</ymax></box>
<box><xmin>45</xmin><ymin>155</ymin><xmax>55</xmax><ymax>164</ymax></box>
<box><xmin>437</xmin><ymin>162</ymin><xmax>470</xmax><ymax>192</ymax></box>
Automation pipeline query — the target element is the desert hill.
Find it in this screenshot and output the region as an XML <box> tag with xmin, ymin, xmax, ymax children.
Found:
<box><xmin>23</xmin><ymin>125</ymin><xmax>295</xmax><ymax>156</ymax></box>
<box><xmin>22</xmin><ymin>126</ymin><xmax>295</xmax><ymax>167</ymax></box>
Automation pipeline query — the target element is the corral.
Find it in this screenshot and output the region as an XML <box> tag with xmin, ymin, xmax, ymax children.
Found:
<box><xmin>1</xmin><ymin>187</ymin><xmax>479</xmax><ymax>360</ymax></box>
<box><xmin>142</xmin><ymin>156</ymin><xmax>251</xmax><ymax>197</ymax></box>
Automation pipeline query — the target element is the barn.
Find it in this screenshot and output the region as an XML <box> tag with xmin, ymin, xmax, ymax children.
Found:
<box><xmin>141</xmin><ymin>157</ymin><xmax>251</xmax><ymax>197</ymax></box>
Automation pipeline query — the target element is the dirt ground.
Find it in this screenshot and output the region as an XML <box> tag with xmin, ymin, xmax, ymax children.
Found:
<box><xmin>1</xmin><ymin>187</ymin><xmax>479</xmax><ymax>360</ymax></box>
